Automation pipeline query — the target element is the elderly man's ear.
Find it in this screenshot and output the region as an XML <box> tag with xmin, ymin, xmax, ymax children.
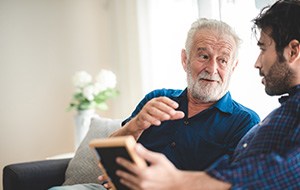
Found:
<box><xmin>181</xmin><ymin>49</ymin><xmax>188</xmax><ymax>72</ymax></box>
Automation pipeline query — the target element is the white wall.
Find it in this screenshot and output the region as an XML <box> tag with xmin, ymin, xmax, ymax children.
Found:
<box><xmin>137</xmin><ymin>0</ymin><xmax>198</xmax><ymax>93</ymax></box>
<box><xmin>0</xmin><ymin>1</ymin><xmax>142</xmax><ymax>189</ymax></box>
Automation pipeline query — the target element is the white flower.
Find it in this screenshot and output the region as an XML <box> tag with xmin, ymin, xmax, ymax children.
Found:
<box><xmin>93</xmin><ymin>82</ymin><xmax>106</xmax><ymax>95</ymax></box>
<box><xmin>95</xmin><ymin>69</ymin><xmax>117</xmax><ymax>89</ymax></box>
<box><xmin>68</xmin><ymin>69</ymin><xmax>119</xmax><ymax>111</ymax></box>
<box><xmin>82</xmin><ymin>85</ymin><xmax>95</xmax><ymax>101</ymax></box>
<box><xmin>72</xmin><ymin>71</ymin><xmax>92</xmax><ymax>88</ymax></box>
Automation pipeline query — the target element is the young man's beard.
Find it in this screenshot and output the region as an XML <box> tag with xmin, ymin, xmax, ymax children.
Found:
<box><xmin>263</xmin><ymin>56</ymin><xmax>295</xmax><ymax>96</ymax></box>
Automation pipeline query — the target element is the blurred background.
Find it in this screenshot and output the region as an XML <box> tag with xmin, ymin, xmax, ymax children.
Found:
<box><xmin>0</xmin><ymin>0</ymin><xmax>278</xmax><ymax>189</ymax></box>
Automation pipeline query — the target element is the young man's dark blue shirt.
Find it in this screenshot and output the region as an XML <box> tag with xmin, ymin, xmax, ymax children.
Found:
<box><xmin>206</xmin><ymin>85</ymin><xmax>300</xmax><ymax>189</ymax></box>
<box><xmin>122</xmin><ymin>88</ymin><xmax>260</xmax><ymax>170</ymax></box>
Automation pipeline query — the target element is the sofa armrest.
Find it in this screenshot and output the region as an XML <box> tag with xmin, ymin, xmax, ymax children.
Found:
<box><xmin>3</xmin><ymin>158</ymin><xmax>71</xmax><ymax>190</ymax></box>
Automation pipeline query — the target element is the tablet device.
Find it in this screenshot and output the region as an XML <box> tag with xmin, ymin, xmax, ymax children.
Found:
<box><xmin>89</xmin><ymin>135</ymin><xmax>147</xmax><ymax>190</ymax></box>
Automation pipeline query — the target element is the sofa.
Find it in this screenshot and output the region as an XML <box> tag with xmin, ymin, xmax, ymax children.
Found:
<box><xmin>2</xmin><ymin>117</ymin><xmax>122</xmax><ymax>190</ymax></box>
<box><xmin>3</xmin><ymin>158</ymin><xmax>71</xmax><ymax>190</ymax></box>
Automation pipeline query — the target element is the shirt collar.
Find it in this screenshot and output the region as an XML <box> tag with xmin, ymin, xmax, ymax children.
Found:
<box><xmin>213</xmin><ymin>91</ymin><xmax>233</xmax><ymax>114</ymax></box>
<box><xmin>278</xmin><ymin>84</ymin><xmax>300</xmax><ymax>104</ymax></box>
<box><xmin>178</xmin><ymin>89</ymin><xmax>233</xmax><ymax>114</ymax></box>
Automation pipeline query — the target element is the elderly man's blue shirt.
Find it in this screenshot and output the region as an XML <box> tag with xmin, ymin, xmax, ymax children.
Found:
<box><xmin>123</xmin><ymin>88</ymin><xmax>260</xmax><ymax>170</ymax></box>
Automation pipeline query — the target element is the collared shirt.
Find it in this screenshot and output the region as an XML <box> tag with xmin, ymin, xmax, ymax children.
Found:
<box><xmin>123</xmin><ymin>88</ymin><xmax>260</xmax><ymax>170</ymax></box>
<box><xmin>206</xmin><ymin>85</ymin><xmax>300</xmax><ymax>189</ymax></box>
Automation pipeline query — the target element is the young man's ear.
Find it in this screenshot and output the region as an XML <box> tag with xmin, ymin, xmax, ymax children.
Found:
<box><xmin>181</xmin><ymin>49</ymin><xmax>188</xmax><ymax>72</ymax></box>
<box><xmin>287</xmin><ymin>39</ymin><xmax>300</xmax><ymax>62</ymax></box>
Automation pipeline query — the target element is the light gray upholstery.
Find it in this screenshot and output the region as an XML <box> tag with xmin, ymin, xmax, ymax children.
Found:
<box><xmin>63</xmin><ymin>117</ymin><xmax>122</xmax><ymax>185</ymax></box>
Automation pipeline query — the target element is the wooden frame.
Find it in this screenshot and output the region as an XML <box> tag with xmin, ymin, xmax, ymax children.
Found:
<box><xmin>89</xmin><ymin>135</ymin><xmax>147</xmax><ymax>190</ymax></box>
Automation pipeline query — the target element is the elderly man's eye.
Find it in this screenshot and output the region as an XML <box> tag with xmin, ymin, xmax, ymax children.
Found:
<box><xmin>221</xmin><ymin>59</ymin><xmax>227</xmax><ymax>64</ymax></box>
<box><xmin>199</xmin><ymin>54</ymin><xmax>209</xmax><ymax>59</ymax></box>
<box><xmin>218</xmin><ymin>58</ymin><xmax>228</xmax><ymax>66</ymax></box>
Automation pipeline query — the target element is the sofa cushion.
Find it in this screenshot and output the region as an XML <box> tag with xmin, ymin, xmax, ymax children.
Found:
<box><xmin>63</xmin><ymin>117</ymin><xmax>122</xmax><ymax>185</ymax></box>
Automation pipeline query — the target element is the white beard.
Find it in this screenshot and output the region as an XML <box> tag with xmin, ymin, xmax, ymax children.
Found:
<box><xmin>187</xmin><ymin>68</ymin><xmax>231</xmax><ymax>102</ymax></box>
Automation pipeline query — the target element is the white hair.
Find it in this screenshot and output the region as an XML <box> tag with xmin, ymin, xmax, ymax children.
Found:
<box><xmin>185</xmin><ymin>18</ymin><xmax>242</xmax><ymax>60</ymax></box>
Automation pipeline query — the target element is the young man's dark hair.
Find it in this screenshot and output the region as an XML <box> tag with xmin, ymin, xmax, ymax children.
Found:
<box><xmin>253</xmin><ymin>0</ymin><xmax>300</xmax><ymax>61</ymax></box>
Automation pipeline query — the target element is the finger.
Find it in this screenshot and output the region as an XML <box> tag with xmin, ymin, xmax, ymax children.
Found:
<box><xmin>170</xmin><ymin>110</ymin><xmax>185</xmax><ymax>120</ymax></box>
<box><xmin>149</xmin><ymin>97</ymin><xmax>179</xmax><ymax>117</ymax></box>
<box><xmin>156</xmin><ymin>96</ymin><xmax>180</xmax><ymax>109</ymax></box>
<box><xmin>146</xmin><ymin>106</ymin><xmax>173</xmax><ymax>120</ymax></box>
<box><xmin>137</xmin><ymin>112</ymin><xmax>161</xmax><ymax>126</ymax></box>
<box><xmin>101</xmin><ymin>180</ymin><xmax>109</xmax><ymax>186</ymax></box>
<box><xmin>135</xmin><ymin>143</ymin><xmax>166</xmax><ymax>164</ymax></box>
<box><xmin>116</xmin><ymin>157</ymin><xmax>140</xmax><ymax>175</ymax></box>
<box><xmin>116</xmin><ymin>169</ymin><xmax>140</xmax><ymax>189</ymax></box>
<box><xmin>119</xmin><ymin>178</ymin><xmax>140</xmax><ymax>190</ymax></box>
<box><xmin>120</xmin><ymin>178</ymin><xmax>140</xmax><ymax>190</ymax></box>
<box><xmin>98</xmin><ymin>175</ymin><xmax>109</xmax><ymax>181</ymax></box>
<box><xmin>152</xmin><ymin>97</ymin><xmax>185</xmax><ymax>119</ymax></box>
<box><xmin>143</xmin><ymin>109</ymin><xmax>184</xmax><ymax>125</ymax></box>
<box><xmin>136</xmin><ymin>97</ymin><xmax>185</xmax><ymax>128</ymax></box>
<box><xmin>103</xmin><ymin>183</ymin><xmax>112</xmax><ymax>189</ymax></box>
<box><xmin>98</xmin><ymin>175</ymin><xmax>110</xmax><ymax>187</ymax></box>
<box><xmin>142</xmin><ymin>101</ymin><xmax>184</xmax><ymax>124</ymax></box>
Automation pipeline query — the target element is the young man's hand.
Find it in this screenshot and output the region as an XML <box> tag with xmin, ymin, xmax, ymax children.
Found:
<box><xmin>115</xmin><ymin>143</ymin><xmax>232</xmax><ymax>190</ymax></box>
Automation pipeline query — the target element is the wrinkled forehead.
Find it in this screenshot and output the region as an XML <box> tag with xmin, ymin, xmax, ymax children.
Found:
<box><xmin>193</xmin><ymin>29</ymin><xmax>237</xmax><ymax>54</ymax></box>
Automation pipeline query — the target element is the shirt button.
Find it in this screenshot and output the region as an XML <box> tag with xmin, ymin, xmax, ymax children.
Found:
<box><xmin>243</xmin><ymin>143</ymin><xmax>248</xmax><ymax>148</ymax></box>
<box><xmin>184</xmin><ymin>120</ymin><xmax>189</xmax><ymax>125</ymax></box>
<box><xmin>171</xmin><ymin>142</ymin><xmax>176</xmax><ymax>147</ymax></box>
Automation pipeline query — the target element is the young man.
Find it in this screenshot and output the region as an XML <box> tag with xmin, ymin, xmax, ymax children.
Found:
<box><xmin>115</xmin><ymin>0</ymin><xmax>300</xmax><ymax>189</ymax></box>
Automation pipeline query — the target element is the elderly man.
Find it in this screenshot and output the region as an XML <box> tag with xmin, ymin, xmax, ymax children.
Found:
<box><xmin>110</xmin><ymin>18</ymin><xmax>259</xmax><ymax>172</ymax></box>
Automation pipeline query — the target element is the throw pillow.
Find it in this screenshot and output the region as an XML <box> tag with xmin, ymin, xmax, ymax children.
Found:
<box><xmin>63</xmin><ymin>116</ymin><xmax>122</xmax><ymax>185</ymax></box>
